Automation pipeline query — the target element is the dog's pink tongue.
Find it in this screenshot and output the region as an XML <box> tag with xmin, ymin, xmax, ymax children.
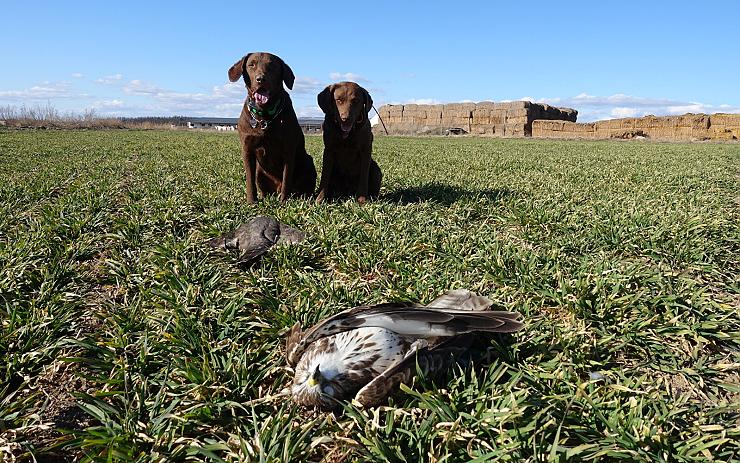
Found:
<box><xmin>254</xmin><ymin>90</ymin><xmax>270</xmax><ymax>105</ymax></box>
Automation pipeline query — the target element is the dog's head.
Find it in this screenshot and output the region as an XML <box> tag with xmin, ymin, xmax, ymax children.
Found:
<box><xmin>228</xmin><ymin>52</ymin><xmax>295</xmax><ymax>108</ymax></box>
<box><xmin>317</xmin><ymin>82</ymin><xmax>373</xmax><ymax>139</ymax></box>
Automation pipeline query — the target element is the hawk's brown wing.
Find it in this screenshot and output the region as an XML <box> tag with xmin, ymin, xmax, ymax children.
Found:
<box><xmin>426</xmin><ymin>289</ymin><xmax>492</xmax><ymax>311</ymax></box>
<box><xmin>353</xmin><ymin>337</ymin><xmax>472</xmax><ymax>407</ymax></box>
<box><xmin>285</xmin><ymin>301</ymin><xmax>418</xmax><ymax>366</ymax></box>
<box><xmin>285</xmin><ymin>290</ymin><xmax>523</xmax><ymax>366</ymax></box>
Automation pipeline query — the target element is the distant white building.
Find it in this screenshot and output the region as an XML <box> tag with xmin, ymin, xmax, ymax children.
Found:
<box><xmin>185</xmin><ymin>117</ymin><xmax>238</xmax><ymax>130</ymax></box>
<box><xmin>182</xmin><ymin>116</ymin><xmax>325</xmax><ymax>133</ymax></box>
<box><xmin>299</xmin><ymin>117</ymin><xmax>324</xmax><ymax>133</ymax></box>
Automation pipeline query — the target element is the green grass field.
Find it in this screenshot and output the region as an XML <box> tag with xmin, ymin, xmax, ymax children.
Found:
<box><xmin>1</xmin><ymin>130</ymin><xmax>738</xmax><ymax>462</ymax></box>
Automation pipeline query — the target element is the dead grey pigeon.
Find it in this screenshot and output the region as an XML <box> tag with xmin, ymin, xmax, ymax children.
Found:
<box><xmin>207</xmin><ymin>216</ymin><xmax>305</xmax><ymax>266</ymax></box>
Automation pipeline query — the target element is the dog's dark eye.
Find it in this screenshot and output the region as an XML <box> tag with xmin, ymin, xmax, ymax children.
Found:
<box><xmin>336</xmin><ymin>99</ymin><xmax>343</xmax><ymax>104</ymax></box>
<box><xmin>248</xmin><ymin>63</ymin><xmax>256</xmax><ymax>67</ymax></box>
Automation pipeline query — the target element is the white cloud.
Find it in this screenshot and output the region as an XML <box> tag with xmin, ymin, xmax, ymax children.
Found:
<box><xmin>122</xmin><ymin>79</ymin><xmax>163</xmax><ymax>95</ymax></box>
<box><xmin>665</xmin><ymin>103</ymin><xmax>710</xmax><ymax>114</ymax></box>
<box><xmin>569</xmin><ymin>93</ymin><xmax>681</xmax><ymax>108</ymax></box>
<box><xmin>295</xmin><ymin>105</ymin><xmax>323</xmax><ymax>118</ymax></box>
<box><xmin>0</xmin><ymin>81</ymin><xmax>85</xmax><ymax>100</ymax></box>
<box><xmin>100</xmin><ymin>81</ymin><xmax>251</xmax><ymax>116</ymax></box>
<box><xmin>329</xmin><ymin>72</ymin><xmax>369</xmax><ymax>82</ymax></box>
<box><xmin>292</xmin><ymin>76</ymin><xmax>323</xmax><ymax>95</ymax></box>
<box><xmin>406</xmin><ymin>98</ymin><xmax>442</xmax><ymax>105</ymax></box>
<box><xmin>95</xmin><ymin>74</ymin><xmax>124</xmax><ymax>84</ymax></box>
<box><xmin>72</xmin><ymin>73</ymin><xmax>84</xmax><ymax>79</ymax></box>
<box><xmin>610</xmin><ymin>107</ymin><xmax>639</xmax><ymax>118</ymax></box>
<box><xmin>92</xmin><ymin>99</ymin><xmax>125</xmax><ymax>108</ymax></box>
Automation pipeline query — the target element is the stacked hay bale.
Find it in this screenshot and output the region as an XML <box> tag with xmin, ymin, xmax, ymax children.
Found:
<box><xmin>708</xmin><ymin>113</ymin><xmax>740</xmax><ymax>140</ymax></box>
<box><xmin>532</xmin><ymin>120</ymin><xmax>597</xmax><ymax>139</ymax></box>
<box><xmin>374</xmin><ymin>105</ymin><xmax>403</xmax><ymax>132</ymax></box>
<box><xmin>599</xmin><ymin>114</ymin><xmax>711</xmax><ymax>140</ymax></box>
<box><xmin>400</xmin><ymin>104</ymin><xmax>425</xmax><ymax>132</ymax></box>
<box><xmin>532</xmin><ymin>113</ymin><xmax>738</xmax><ymax>141</ymax></box>
<box><xmin>374</xmin><ymin>101</ymin><xmax>578</xmax><ymax>136</ymax></box>
<box><xmin>440</xmin><ymin>103</ymin><xmax>476</xmax><ymax>133</ymax></box>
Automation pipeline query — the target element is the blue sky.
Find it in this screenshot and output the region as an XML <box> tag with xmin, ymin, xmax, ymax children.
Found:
<box><xmin>2</xmin><ymin>1</ymin><xmax>739</xmax><ymax>121</ymax></box>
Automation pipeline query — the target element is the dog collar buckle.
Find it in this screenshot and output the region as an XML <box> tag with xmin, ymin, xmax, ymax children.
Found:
<box><xmin>249</xmin><ymin>115</ymin><xmax>269</xmax><ymax>130</ymax></box>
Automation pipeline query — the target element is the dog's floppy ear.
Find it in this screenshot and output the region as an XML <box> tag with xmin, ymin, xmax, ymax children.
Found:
<box><xmin>317</xmin><ymin>85</ymin><xmax>336</xmax><ymax>114</ymax></box>
<box><xmin>228</xmin><ymin>53</ymin><xmax>252</xmax><ymax>84</ymax></box>
<box><xmin>363</xmin><ymin>87</ymin><xmax>373</xmax><ymax>114</ymax></box>
<box><xmin>281</xmin><ymin>59</ymin><xmax>295</xmax><ymax>90</ymax></box>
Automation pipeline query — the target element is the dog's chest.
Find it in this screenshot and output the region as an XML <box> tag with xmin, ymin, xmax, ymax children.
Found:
<box><xmin>243</xmin><ymin>129</ymin><xmax>290</xmax><ymax>167</ymax></box>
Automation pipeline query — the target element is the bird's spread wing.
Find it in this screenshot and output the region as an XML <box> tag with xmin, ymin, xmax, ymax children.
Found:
<box><xmin>285</xmin><ymin>301</ymin><xmax>418</xmax><ymax>366</ymax></box>
<box><xmin>285</xmin><ymin>290</ymin><xmax>523</xmax><ymax>366</ymax></box>
<box><xmin>426</xmin><ymin>289</ymin><xmax>492</xmax><ymax>311</ymax></box>
<box><xmin>354</xmin><ymin>337</ymin><xmax>471</xmax><ymax>407</ymax></box>
<box><xmin>208</xmin><ymin>217</ymin><xmax>305</xmax><ymax>267</ymax></box>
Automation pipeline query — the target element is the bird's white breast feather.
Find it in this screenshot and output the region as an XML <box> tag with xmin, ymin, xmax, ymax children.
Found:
<box><xmin>305</xmin><ymin>327</ymin><xmax>406</xmax><ymax>380</ymax></box>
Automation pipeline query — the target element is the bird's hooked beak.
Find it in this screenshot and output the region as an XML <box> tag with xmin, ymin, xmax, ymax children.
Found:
<box><xmin>307</xmin><ymin>365</ymin><xmax>322</xmax><ymax>387</ymax></box>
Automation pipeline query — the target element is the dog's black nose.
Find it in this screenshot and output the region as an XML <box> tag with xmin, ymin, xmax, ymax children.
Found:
<box><xmin>255</xmin><ymin>75</ymin><xmax>265</xmax><ymax>83</ymax></box>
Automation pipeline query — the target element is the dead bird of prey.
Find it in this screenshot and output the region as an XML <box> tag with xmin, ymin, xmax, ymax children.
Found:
<box><xmin>285</xmin><ymin>289</ymin><xmax>523</xmax><ymax>410</ymax></box>
<box><xmin>207</xmin><ymin>216</ymin><xmax>305</xmax><ymax>266</ymax></box>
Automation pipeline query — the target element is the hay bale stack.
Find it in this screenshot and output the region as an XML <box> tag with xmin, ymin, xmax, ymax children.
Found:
<box><xmin>402</xmin><ymin>104</ymin><xmax>428</xmax><ymax>126</ymax></box>
<box><xmin>441</xmin><ymin>102</ymin><xmax>474</xmax><ymax>132</ymax></box>
<box><xmin>374</xmin><ymin>101</ymin><xmax>578</xmax><ymax>136</ymax></box>
<box><xmin>531</xmin><ymin>112</ymin><xmax>739</xmax><ymax>141</ymax></box>
<box><xmin>472</xmin><ymin>101</ymin><xmax>496</xmax><ymax>125</ymax></box>
<box><xmin>710</xmin><ymin>113</ymin><xmax>740</xmax><ymax>129</ymax></box>
<box><xmin>426</xmin><ymin>104</ymin><xmax>443</xmax><ymax>125</ymax></box>
<box><xmin>532</xmin><ymin>120</ymin><xmax>598</xmax><ymax>139</ymax></box>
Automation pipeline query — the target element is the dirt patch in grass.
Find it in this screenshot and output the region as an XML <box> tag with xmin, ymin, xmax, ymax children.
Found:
<box><xmin>32</xmin><ymin>361</ymin><xmax>95</xmax><ymax>462</ymax></box>
<box><xmin>13</xmin><ymin>254</ymin><xmax>112</xmax><ymax>461</ymax></box>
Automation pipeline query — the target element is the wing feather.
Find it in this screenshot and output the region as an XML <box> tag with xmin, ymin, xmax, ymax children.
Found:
<box><xmin>285</xmin><ymin>291</ymin><xmax>523</xmax><ymax>366</ymax></box>
<box><xmin>426</xmin><ymin>289</ymin><xmax>492</xmax><ymax>311</ymax></box>
<box><xmin>354</xmin><ymin>337</ymin><xmax>469</xmax><ymax>407</ymax></box>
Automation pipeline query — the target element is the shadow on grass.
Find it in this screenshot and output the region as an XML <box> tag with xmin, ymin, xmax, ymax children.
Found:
<box><xmin>383</xmin><ymin>182</ymin><xmax>517</xmax><ymax>206</ymax></box>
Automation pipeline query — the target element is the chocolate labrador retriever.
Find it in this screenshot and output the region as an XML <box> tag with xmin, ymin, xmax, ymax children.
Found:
<box><xmin>228</xmin><ymin>52</ymin><xmax>316</xmax><ymax>203</ymax></box>
<box><xmin>316</xmin><ymin>82</ymin><xmax>381</xmax><ymax>204</ymax></box>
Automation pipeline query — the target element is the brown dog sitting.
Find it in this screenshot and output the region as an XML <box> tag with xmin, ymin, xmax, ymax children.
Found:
<box><xmin>228</xmin><ymin>52</ymin><xmax>317</xmax><ymax>203</ymax></box>
<box><xmin>316</xmin><ymin>82</ymin><xmax>381</xmax><ymax>204</ymax></box>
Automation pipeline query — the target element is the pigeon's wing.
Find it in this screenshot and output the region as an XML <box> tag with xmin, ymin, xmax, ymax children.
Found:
<box><xmin>233</xmin><ymin>217</ymin><xmax>282</xmax><ymax>266</ymax></box>
<box><xmin>236</xmin><ymin>245</ymin><xmax>272</xmax><ymax>267</ymax></box>
<box><xmin>277</xmin><ymin>224</ymin><xmax>305</xmax><ymax>245</ymax></box>
<box><xmin>285</xmin><ymin>295</ymin><xmax>522</xmax><ymax>366</ymax></box>
<box><xmin>207</xmin><ymin>217</ymin><xmax>304</xmax><ymax>267</ymax></box>
<box><xmin>354</xmin><ymin>337</ymin><xmax>470</xmax><ymax>407</ymax></box>
<box><xmin>206</xmin><ymin>229</ymin><xmax>238</xmax><ymax>250</ymax></box>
